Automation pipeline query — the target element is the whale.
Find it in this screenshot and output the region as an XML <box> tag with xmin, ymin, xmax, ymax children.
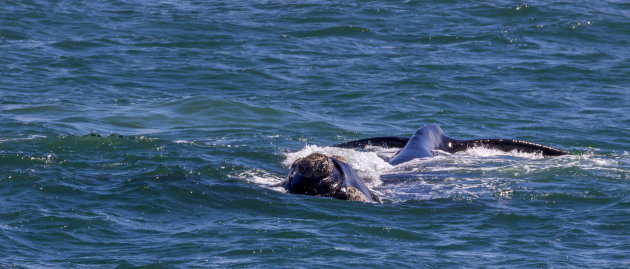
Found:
<box><xmin>282</xmin><ymin>153</ymin><xmax>377</xmax><ymax>202</ymax></box>
<box><xmin>282</xmin><ymin>125</ymin><xmax>568</xmax><ymax>202</ymax></box>
<box><xmin>333</xmin><ymin>124</ymin><xmax>568</xmax><ymax>165</ymax></box>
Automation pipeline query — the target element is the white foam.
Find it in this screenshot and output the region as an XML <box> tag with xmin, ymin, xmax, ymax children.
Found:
<box><xmin>554</xmin><ymin>152</ymin><xmax>628</xmax><ymax>176</ymax></box>
<box><xmin>278</xmin><ymin>144</ymin><xmax>549</xmax><ymax>190</ymax></box>
<box><xmin>460</xmin><ymin>146</ymin><xmax>544</xmax><ymax>159</ymax></box>
<box><xmin>0</xmin><ymin>135</ymin><xmax>48</xmax><ymax>144</ymax></box>
<box><xmin>236</xmin><ymin>169</ymin><xmax>286</xmax><ymax>192</ymax></box>
<box><xmin>282</xmin><ymin>145</ymin><xmax>393</xmax><ymax>187</ymax></box>
<box><xmin>246</xmin><ymin>144</ymin><xmax>628</xmax><ymax>202</ymax></box>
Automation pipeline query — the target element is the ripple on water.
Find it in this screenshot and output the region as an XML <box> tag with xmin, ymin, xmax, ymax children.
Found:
<box><xmin>1</xmin><ymin>0</ymin><xmax>630</xmax><ymax>267</ymax></box>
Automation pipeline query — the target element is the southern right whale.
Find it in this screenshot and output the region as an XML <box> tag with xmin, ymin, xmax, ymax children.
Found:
<box><xmin>282</xmin><ymin>124</ymin><xmax>568</xmax><ymax>202</ymax></box>
<box><xmin>333</xmin><ymin>124</ymin><xmax>568</xmax><ymax>165</ymax></box>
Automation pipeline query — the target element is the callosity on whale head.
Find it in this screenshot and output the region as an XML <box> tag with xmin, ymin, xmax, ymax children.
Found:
<box><xmin>282</xmin><ymin>153</ymin><xmax>375</xmax><ymax>202</ymax></box>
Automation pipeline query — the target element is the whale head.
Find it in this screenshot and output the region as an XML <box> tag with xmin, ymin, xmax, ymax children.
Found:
<box><xmin>283</xmin><ymin>153</ymin><xmax>374</xmax><ymax>202</ymax></box>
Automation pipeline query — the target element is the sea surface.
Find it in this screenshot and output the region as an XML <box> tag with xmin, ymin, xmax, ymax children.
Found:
<box><xmin>1</xmin><ymin>0</ymin><xmax>629</xmax><ymax>268</ymax></box>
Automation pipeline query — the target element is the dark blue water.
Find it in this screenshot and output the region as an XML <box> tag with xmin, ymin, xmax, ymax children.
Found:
<box><xmin>1</xmin><ymin>1</ymin><xmax>629</xmax><ymax>267</ymax></box>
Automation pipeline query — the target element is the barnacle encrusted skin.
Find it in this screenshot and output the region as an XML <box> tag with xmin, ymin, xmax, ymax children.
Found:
<box><xmin>332</xmin><ymin>155</ymin><xmax>347</xmax><ymax>163</ymax></box>
<box><xmin>347</xmin><ymin>186</ymin><xmax>370</xmax><ymax>202</ymax></box>
<box><xmin>295</xmin><ymin>153</ymin><xmax>333</xmax><ymax>179</ymax></box>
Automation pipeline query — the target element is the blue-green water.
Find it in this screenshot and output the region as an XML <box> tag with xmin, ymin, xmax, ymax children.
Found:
<box><xmin>1</xmin><ymin>1</ymin><xmax>629</xmax><ymax>267</ymax></box>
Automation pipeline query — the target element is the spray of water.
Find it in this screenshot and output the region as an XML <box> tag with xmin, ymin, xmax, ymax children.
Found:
<box><xmin>241</xmin><ymin>144</ymin><xmax>628</xmax><ymax>201</ymax></box>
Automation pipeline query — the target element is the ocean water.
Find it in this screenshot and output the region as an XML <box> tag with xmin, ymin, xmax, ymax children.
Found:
<box><xmin>1</xmin><ymin>0</ymin><xmax>629</xmax><ymax>267</ymax></box>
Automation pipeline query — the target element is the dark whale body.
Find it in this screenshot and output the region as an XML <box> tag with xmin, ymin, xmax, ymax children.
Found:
<box><xmin>334</xmin><ymin>125</ymin><xmax>568</xmax><ymax>165</ymax></box>
<box><xmin>283</xmin><ymin>125</ymin><xmax>568</xmax><ymax>202</ymax></box>
<box><xmin>283</xmin><ymin>154</ymin><xmax>376</xmax><ymax>202</ymax></box>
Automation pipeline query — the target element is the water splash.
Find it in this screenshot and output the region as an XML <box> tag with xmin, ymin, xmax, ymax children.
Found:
<box><xmin>237</xmin><ymin>169</ymin><xmax>286</xmax><ymax>193</ymax></box>
<box><xmin>282</xmin><ymin>145</ymin><xmax>393</xmax><ymax>187</ymax></box>
<box><xmin>247</xmin><ymin>144</ymin><xmax>630</xmax><ymax>202</ymax></box>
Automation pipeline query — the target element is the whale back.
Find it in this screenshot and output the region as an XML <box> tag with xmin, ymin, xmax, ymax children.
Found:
<box><xmin>333</xmin><ymin>124</ymin><xmax>568</xmax><ymax>166</ymax></box>
<box><xmin>443</xmin><ymin>138</ymin><xmax>568</xmax><ymax>156</ymax></box>
<box><xmin>332</xmin><ymin>136</ymin><xmax>410</xmax><ymax>149</ymax></box>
